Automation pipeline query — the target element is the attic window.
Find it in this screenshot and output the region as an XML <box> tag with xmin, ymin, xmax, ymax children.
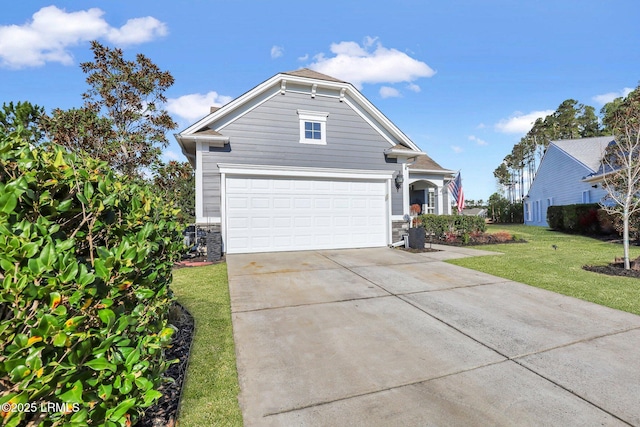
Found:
<box><xmin>298</xmin><ymin>110</ymin><xmax>328</xmax><ymax>145</ymax></box>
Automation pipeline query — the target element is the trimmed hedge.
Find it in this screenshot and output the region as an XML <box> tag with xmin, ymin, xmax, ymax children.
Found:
<box><xmin>418</xmin><ymin>214</ymin><xmax>486</xmax><ymax>239</ymax></box>
<box><xmin>547</xmin><ymin>204</ymin><xmax>609</xmax><ymax>234</ymax></box>
<box><xmin>0</xmin><ymin>130</ymin><xmax>183</xmax><ymax>426</ymax></box>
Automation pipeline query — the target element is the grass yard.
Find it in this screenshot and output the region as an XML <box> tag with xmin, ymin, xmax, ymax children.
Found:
<box><xmin>171</xmin><ymin>263</ymin><xmax>243</xmax><ymax>427</ymax></box>
<box><xmin>449</xmin><ymin>225</ymin><xmax>640</xmax><ymax>316</ymax></box>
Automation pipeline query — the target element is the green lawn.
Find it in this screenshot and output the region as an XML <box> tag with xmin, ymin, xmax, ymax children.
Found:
<box><xmin>171</xmin><ymin>263</ymin><xmax>243</xmax><ymax>427</ymax></box>
<box><xmin>449</xmin><ymin>225</ymin><xmax>640</xmax><ymax>315</ymax></box>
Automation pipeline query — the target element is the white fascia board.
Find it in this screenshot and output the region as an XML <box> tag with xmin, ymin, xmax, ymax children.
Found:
<box><xmin>177</xmin><ymin>134</ymin><xmax>229</xmax><ymax>146</ymax></box>
<box><xmin>410</xmin><ymin>168</ymin><xmax>457</xmax><ymax>175</ymax></box>
<box><xmin>181</xmin><ymin>74</ymin><xmax>283</xmax><ymax>135</ymax></box>
<box><xmin>181</xmin><ymin>73</ymin><xmax>344</xmax><ymax>135</ymax></box>
<box><xmin>582</xmin><ymin>171</ymin><xmax>611</xmax><ymax>183</ymax></box>
<box><xmin>180</xmin><ymin>72</ymin><xmax>421</xmax><ymax>151</ymax></box>
<box><xmin>341</xmin><ymin>91</ymin><xmax>420</xmax><ymax>151</ymax></box>
<box><xmin>384</xmin><ymin>148</ymin><xmax>426</xmax><ymax>158</ymax></box>
<box><xmin>217</xmin><ymin>163</ymin><xmax>394</xmax><ymax>180</ymax></box>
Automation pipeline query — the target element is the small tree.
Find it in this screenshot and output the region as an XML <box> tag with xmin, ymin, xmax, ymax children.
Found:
<box><xmin>43</xmin><ymin>41</ymin><xmax>177</xmax><ymax>178</ymax></box>
<box><xmin>152</xmin><ymin>160</ymin><xmax>195</xmax><ymax>224</ymax></box>
<box><xmin>600</xmin><ymin>85</ymin><xmax>640</xmax><ymax>269</ymax></box>
<box><xmin>0</xmin><ymin>101</ymin><xmax>44</xmax><ymax>142</ymax></box>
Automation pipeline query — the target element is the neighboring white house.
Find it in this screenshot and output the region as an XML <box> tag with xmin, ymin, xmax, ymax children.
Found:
<box><xmin>175</xmin><ymin>69</ymin><xmax>455</xmax><ymax>254</ymax></box>
<box><xmin>524</xmin><ymin>136</ymin><xmax>613</xmax><ymax>227</ymax></box>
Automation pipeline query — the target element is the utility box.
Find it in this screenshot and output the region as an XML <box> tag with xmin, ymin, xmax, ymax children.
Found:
<box><xmin>408</xmin><ymin>227</ymin><xmax>426</xmax><ymax>249</ymax></box>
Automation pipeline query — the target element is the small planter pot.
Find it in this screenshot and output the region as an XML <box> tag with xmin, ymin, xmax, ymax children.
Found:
<box><xmin>408</xmin><ymin>227</ymin><xmax>426</xmax><ymax>249</ymax></box>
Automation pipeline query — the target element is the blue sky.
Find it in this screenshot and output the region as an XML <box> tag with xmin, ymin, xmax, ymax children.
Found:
<box><xmin>1</xmin><ymin>1</ymin><xmax>638</xmax><ymax>201</ymax></box>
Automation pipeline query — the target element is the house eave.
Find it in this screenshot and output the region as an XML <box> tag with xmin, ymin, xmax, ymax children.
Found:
<box><xmin>410</xmin><ymin>168</ymin><xmax>457</xmax><ymax>176</ymax></box>
<box><xmin>583</xmin><ymin>171</ymin><xmax>613</xmax><ymax>183</ymax></box>
<box><xmin>384</xmin><ymin>148</ymin><xmax>426</xmax><ymax>159</ymax></box>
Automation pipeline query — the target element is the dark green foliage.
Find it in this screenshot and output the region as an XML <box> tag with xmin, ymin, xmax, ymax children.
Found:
<box><xmin>418</xmin><ymin>214</ymin><xmax>486</xmax><ymax>239</ymax></box>
<box><xmin>546</xmin><ymin>204</ymin><xmax>606</xmax><ymax>234</ymax></box>
<box><xmin>0</xmin><ymin>129</ymin><xmax>184</xmax><ymax>426</ymax></box>
<box><xmin>0</xmin><ymin>101</ymin><xmax>45</xmax><ymax>143</ymax></box>
<box><xmin>487</xmin><ymin>193</ymin><xmax>523</xmax><ymax>223</ymax></box>
<box><xmin>152</xmin><ymin>161</ymin><xmax>195</xmax><ymax>224</ymax></box>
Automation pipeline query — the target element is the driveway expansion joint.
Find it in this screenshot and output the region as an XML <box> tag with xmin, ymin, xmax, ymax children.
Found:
<box><xmin>261</xmin><ymin>359</ymin><xmax>509</xmax><ymax>420</ymax></box>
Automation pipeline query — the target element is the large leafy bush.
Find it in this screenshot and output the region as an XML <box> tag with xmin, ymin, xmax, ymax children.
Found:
<box><xmin>418</xmin><ymin>214</ymin><xmax>486</xmax><ymax>239</ymax></box>
<box><xmin>547</xmin><ymin>204</ymin><xmax>609</xmax><ymax>234</ymax></box>
<box><xmin>0</xmin><ymin>129</ymin><xmax>183</xmax><ymax>426</ymax></box>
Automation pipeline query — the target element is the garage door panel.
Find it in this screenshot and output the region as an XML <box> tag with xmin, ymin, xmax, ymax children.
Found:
<box><xmin>228</xmin><ymin>197</ymin><xmax>249</xmax><ymax>209</ymax></box>
<box><xmin>225</xmin><ymin>176</ymin><xmax>388</xmax><ymax>253</ymax></box>
<box><xmin>273</xmin><ymin>198</ymin><xmax>291</xmax><ymax>209</ymax></box>
<box><xmin>273</xmin><ymin>217</ymin><xmax>292</xmax><ymax>228</ymax></box>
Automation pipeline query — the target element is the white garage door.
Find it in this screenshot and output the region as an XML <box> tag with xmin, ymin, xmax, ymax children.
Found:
<box><xmin>225</xmin><ymin>176</ymin><xmax>388</xmax><ymax>254</ymax></box>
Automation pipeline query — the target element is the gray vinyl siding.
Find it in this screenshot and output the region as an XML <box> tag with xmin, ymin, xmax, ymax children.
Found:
<box><xmin>202</xmin><ymin>172</ymin><xmax>220</xmax><ymax>218</ymax></box>
<box><xmin>525</xmin><ymin>144</ymin><xmax>608</xmax><ymax>227</ymax></box>
<box><xmin>201</xmin><ymin>89</ymin><xmax>404</xmax><ymax>217</ymax></box>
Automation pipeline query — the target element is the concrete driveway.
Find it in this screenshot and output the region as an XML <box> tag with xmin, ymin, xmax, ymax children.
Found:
<box><xmin>227</xmin><ymin>247</ymin><xmax>640</xmax><ymax>426</ymax></box>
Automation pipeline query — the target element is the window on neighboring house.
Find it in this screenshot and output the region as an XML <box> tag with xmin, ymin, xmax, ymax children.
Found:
<box><xmin>525</xmin><ymin>202</ymin><xmax>531</xmax><ymax>222</ymax></box>
<box><xmin>582</xmin><ymin>190</ymin><xmax>591</xmax><ymax>203</ymax></box>
<box><xmin>535</xmin><ymin>200</ymin><xmax>541</xmax><ymax>222</ymax></box>
<box><xmin>298</xmin><ymin>110</ymin><xmax>329</xmax><ymax>145</ymax></box>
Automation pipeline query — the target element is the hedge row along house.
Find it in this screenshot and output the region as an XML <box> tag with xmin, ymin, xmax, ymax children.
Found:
<box><xmin>175</xmin><ymin>69</ymin><xmax>456</xmax><ymax>254</ymax></box>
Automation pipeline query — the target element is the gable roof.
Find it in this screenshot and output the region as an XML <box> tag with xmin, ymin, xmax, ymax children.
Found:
<box><xmin>175</xmin><ymin>69</ymin><xmax>425</xmax><ymax>159</ymax></box>
<box><xmin>551</xmin><ymin>136</ymin><xmax>614</xmax><ymax>173</ymax></box>
<box><xmin>282</xmin><ymin>68</ymin><xmax>346</xmax><ymax>83</ymax></box>
<box><xmin>408</xmin><ymin>152</ymin><xmax>452</xmax><ymax>173</ymax></box>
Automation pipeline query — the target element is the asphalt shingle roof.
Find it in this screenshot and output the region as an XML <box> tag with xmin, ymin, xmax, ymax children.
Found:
<box><xmin>552</xmin><ymin>136</ymin><xmax>614</xmax><ymax>173</ymax></box>
<box><xmin>408</xmin><ymin>153</ymin><xmax>448</xmax><ymax>172</ymax></box>
<box><xmin>282</xmin><ymin>68</ymin><xmax>347</xmax><ymax>83</ymax></box>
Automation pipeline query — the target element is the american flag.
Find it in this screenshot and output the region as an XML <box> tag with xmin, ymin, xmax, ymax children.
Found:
<box><xmin>448</xmin><ymin>171</ymin><xmax>465</xmax><ymax>214</ymax></box>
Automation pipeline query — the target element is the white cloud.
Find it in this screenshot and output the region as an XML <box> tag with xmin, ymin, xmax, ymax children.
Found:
<box><xmin>406</xmin><ymin>83</ymin><xmax>421</xmax><ymax>93</ymax></box>
<box><xmin>495</xmin><ymin>110</ymin><xmax>554</xmax><ymax>134</ymax></box>
<box><xmin>592</xmin><ymin>87</ymin><xmax>634</xmax><ymax>105</ymax></box>
<box><xmin>297</xmin><ymin>53</ymin><xmax>309</xmax><ymax>61</ymax></box>
<box><xmin>106</xmin><ymin>16</ymin><xmax>167</xmax><ymax>46</ymax></box>
<box><xmin>451</xmin><ymin>145</ymin><xmax>463</xmax><ymax>153</ymax></box>
<box><xmin>307</xmin><ymin>37</ymin><xmax>435</xmax><ymax>90</ymax></box>
<box><xmin>270</xmin><ymin>45</ymin><xmax>284</xmax><ymax>59</ymax></box>
<box><xmin>166</xmin><ymin>91</ymin><xmax>234</xmax><ymax>123</ymax></box>
<box><xmin>0</xmin><ymin>6</ymin><xmax>167</xmax><ymax>69</ymax></box>
<box><xmin>379</xmin><ymin>86</ymin><xmax>401</xmax><ymax>98</ymax></box>
<box><xmin>468</xmin><ymin>135</ymin><xmax>488</xmax><ymax>146</ymax></box>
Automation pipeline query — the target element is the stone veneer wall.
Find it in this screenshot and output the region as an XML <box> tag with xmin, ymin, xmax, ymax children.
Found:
<box><xmin>391</xmin><ymin>220</ymin><xmax>409</xmax><ymax>243</ymax></box>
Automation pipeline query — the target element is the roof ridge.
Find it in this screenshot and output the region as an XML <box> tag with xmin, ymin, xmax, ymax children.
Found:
<box><xmin>281</xmin><ymin>68</ymin><xmax>346</xmax><ymax>83</ymax></box>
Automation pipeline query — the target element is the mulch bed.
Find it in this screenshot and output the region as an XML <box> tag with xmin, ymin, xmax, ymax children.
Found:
<box><xmin>583</xmin><ymin>263</ymin><xmax>640</xmax><ymax>279</ymax></box>
<box><xmin>137</xmin><ymin>302</ymin><xmax>195</xmax><ymax>427</ymax></box>
<box><xmin>397</xmin><ymin>246</ymin><xmax>441</xmax><ymax>253</ymax></box>
<box><xmin>174</xmin><ymin>254</ymin><xmax>225</xmax><ymax>269</ymax></box>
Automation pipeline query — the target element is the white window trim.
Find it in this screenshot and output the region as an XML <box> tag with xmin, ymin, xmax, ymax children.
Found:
<box><xmin>297</xmin><ymin>110</ymin><xmax>329</xmax><ymax>145</ymax></box>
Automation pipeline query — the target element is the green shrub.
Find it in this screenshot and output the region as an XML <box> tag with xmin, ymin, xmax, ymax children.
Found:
<box><xmin>418</xmin><ymin>214</ymin><xmax>486</xmax><ymax>239</ymax></box>
<box><xmin>546</xmin><ymin>204</ymin><xmax>603</xmax><ymax>234</ymax></box>
<box><xmin>0</xmin><ymin>130</ymin><xmax>183</xmax><ymax>426</ymax></box>
<box><xmin>547</xmin><ymin>205</ymin><xmax>564</xmax><ymax>230</ymax></box>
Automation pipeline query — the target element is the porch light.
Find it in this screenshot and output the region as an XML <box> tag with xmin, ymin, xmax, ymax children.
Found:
<box><xmin>395</xmin><ymin>173</ymin><xmax>404</xmax><ymax>190</ymax></box>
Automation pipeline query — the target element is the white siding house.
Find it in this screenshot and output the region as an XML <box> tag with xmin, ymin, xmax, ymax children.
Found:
<box><xmin>524</xmin><ymin>136</ymin><xmax>613</xmax><ymax>227</ymax></box>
